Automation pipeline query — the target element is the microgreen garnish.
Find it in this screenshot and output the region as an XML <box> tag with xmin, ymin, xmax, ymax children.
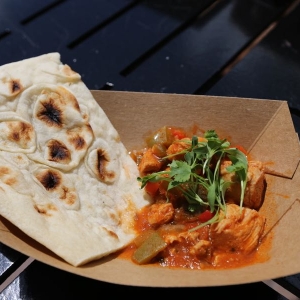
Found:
<box><xmin>137</xmin><ymin>130</ymin><xmax>248</xmax><ymax>229</ymax></box>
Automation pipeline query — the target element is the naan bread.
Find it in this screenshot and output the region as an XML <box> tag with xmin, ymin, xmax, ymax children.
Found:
<box><xmin>0</xmin><ymin>53</ymin><xmax>150</xmax><ymax>266</ymax></box>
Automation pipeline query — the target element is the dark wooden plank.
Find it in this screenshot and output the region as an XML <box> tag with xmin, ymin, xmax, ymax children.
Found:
<box><xmin>63</xmin><ymin>0</ymin><xmax>216</xmax><ymax>89</ymax></box>
<box><xmin>0</xmin><ymin>0</ymin><xmax>136</xmax><ymax>66</ymax></box>
<box><xmin>15</xmin><ymin>0</ymin><xmax>136</xmax><ymax>47</ymax></box>
<box><xmin>0</xmin><ymin>0</ymin><xmax>63</xmax><ymax>27</ymax></box>
<box><xmin>0</xmin><ymin>0</ymin><xmax>58</xmax><ymax>39</ymax></box>
<box><xmin>0</xmin><ymin>0</ymin><xmax>216</xmax><ymax>89</ymax></box>
<box><xmin>205</xmin><ymin>2</ymin><xmax>300</xmax><ymax>132</ymax></box>
<box><xmin>112</xmin><ymin>0</ymin><xmax>294</xmax><ymax>93</ymax></box>
<box><xmin>0</xmin><ymin>0</ymin><xmax>295</xmax><ymax>91</ymax></box>
<box><xmin>206</xmin><ymin>2</ymin><xmax>300</xmax><ymax>102</ymax></box>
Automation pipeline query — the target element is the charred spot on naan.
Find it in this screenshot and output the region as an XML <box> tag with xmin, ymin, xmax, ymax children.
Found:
<box><xmin>46</xmin><ymin>139</ymin><xmax>71</xmax><ymax>164</ymax></box>
<box><xmin>102</xmin><ymin>227</ymin><xmax>119</xmax><ymax>240</ymax></box>
<box><xmin>1</xmin><ymin>77</ymin><xmax>23</xmax><ymax>97</ymax></box>
<box><xmin>96</xmin><ymin>148</ymin><xmax>117</xmax><ymax>182</ymax></box>
<box><xmin>0</xmin><ymin>113</ymin><xmax>36</xmax><ymax>153</ymax></box>
<box><xmin>34</xmin><ymin>203</ymin><xmax>57</xmax><ymax>216</ymax></box>
<box><xmin>85</xmin><ymin>139</ymin><xmax>121</xmax><ymax>184</ymax></box>
<box><xmin>67</xmin><ymin>125</ymin><xmax>93</xmax><ymax>151</ymax></box>
<box><xmin>10</xmin><ymin>79</ymin><xmax>22</xmax><ymax>96</ymax></box>
<box><xmin>0</xmin><ymin>166</ymin><xmax>10</xmax><ymax>176</ymax></box>
<box><xmin>36</xmin><ymin>168</ymin><xmax>61</xmax><ymax>191</ymax></box>
<box><xmin>60</xmin><ymin>186</ymin><xmax>77</xmax><ymax>206</ymax></box>
<box><xmin>61</xmin><ymin>64</ymin><xmax>80</xmax><ymax>78</ymax></box>
<box><xmin>70</xmin><ymin>135</ymin><xmax>85</xmax><ymax>150</ymax></box>
<box><xmin>0</xmin><ymin>161</ymin><xmax>35</xmax><ymax>195</ymax></box>
<box><xmin>35</xmin><ymin>86</ymin><xmax>81</xmax><ymax>128</ymax></box>
<box><xmin>60</xmin><ymin>86</ymin><xmax>81</xmax><ymax>110</ymax></box>
<box><xmin>0</xmin><ymin>166</ymin><xmax>17</xmax><ymax>186</ymax></box>
<box><xmin>34</xmin><ymin>167</ymin><xmax>79</xmax><ymax>210</ymax></box>
<box><xmin>7</xmin><ymin>121</ymin><xmax>35</xmax><ymax>147</ymax></box>
<box><xmin>36</xmin><ymin>95</ymin><xmax>63</xmax><ymax>127</ymax></box>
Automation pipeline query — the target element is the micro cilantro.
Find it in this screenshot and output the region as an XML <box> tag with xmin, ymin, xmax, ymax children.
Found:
<box><xmin>137</xmin><ymin>130</ymin><xmax>248</xmax><ymax>230</ymax></box>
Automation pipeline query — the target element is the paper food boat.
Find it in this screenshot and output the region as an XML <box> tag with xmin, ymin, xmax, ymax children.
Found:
<box><xmin>1</xmin><ymin>91</ymin><xmax>299</xmax><ymax>287</ymax></box>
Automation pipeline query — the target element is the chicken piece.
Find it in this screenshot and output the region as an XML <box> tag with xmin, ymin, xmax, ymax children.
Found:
<box><xmin>166</xmin><ymin>138</ymin><xmax>191</xmax><ymax>160</ymax></box>
<box><xmin>210</xmin><ymin>204</ymin><xmax>266</xmax><ymax>254</ymax></box>
<box><xmin>163</xmin><ymin>230</ymin><xmax>200</xmax><ymax>244</ymax></box>
<box><xmin>138</xmin><ymin>148</ymin><xmax>164</xmax><ymax>175</ymax></box>
<box><xmin>220</xmin><ymin>160</ymin><xmax>266</xmax><ymax>209</ymax></box>
<box><xmin>163</xmin><ymin>229</ymin><xmax>211</xmax><ymax>258</ymax></box>
<box><xmin>147</xmin><ymin>203</ymin><xmax>175</xmax><ymax>227</ymax></box>
<box><xmin>190</xmin><ymin>240</ymin><xmax>211</xmax><ymax>257</ymax></box>
<box><xmin>244</xmin><ymin>161</ymin><xmax>266</xmax><ymax>209</ymax></box>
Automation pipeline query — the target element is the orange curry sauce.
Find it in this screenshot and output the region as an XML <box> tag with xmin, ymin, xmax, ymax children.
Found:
<box><xmin>120</xmin><ymin>211</ymin><xmax>272</xmax><ymax>270</ymax></box>
<box><xmin>119</xmin><ymin>125</ymin><xmax>272</xmax><ymax>270</ymax></box>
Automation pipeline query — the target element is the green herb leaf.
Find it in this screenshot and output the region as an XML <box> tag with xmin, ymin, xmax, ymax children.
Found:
<box><xmin>169</xmin><ymin>160</ymin><xmax>191</xmax><ymax>182</ymax></box>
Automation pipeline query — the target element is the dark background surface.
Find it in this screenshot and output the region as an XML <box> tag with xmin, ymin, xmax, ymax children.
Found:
<box><xmin>0</xmin><ymin>1</ymin><xmax>300</xmax><ymax>299</ymax></box>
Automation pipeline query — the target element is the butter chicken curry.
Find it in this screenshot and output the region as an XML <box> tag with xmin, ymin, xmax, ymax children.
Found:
<box><xmin>128</xmin><ymin>126</ymin><xmax>267</xmax><ymax>270</ymax></box>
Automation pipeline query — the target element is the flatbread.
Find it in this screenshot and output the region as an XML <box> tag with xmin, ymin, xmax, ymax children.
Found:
<box><xmin>0</xmin><ymin>53</ymin><xmax>150</xmax><ymax>266</ymax></box>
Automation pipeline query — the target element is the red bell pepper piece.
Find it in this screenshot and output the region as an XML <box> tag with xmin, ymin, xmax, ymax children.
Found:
<box><xmin>199</xmin><ymin>210</ymin><xmax>215</xmax><ymax>223</ymax></box>
<box><xmin>145</xmin><ymin>181</ymin><xmax>160</xmax><ymax>197</ymax></box>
